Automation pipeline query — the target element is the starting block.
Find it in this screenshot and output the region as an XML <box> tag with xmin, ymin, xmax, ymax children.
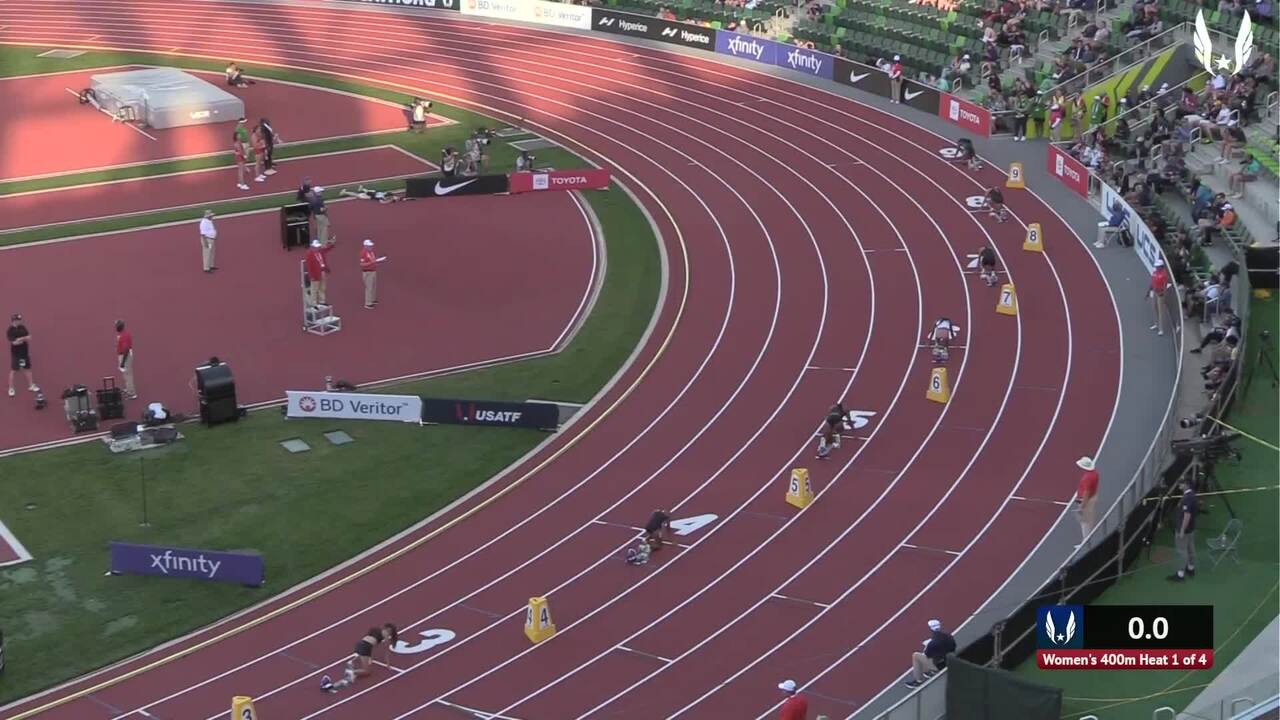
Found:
<box><xmin>231</xmin><ymin>696</ymin><xmax>258</xmax><ymax>720</ymax></box>
<box><xmin>1006</xmin><ymin>162</ymin><xmax>1025</xmax><ymax>189</ymax></box>
<box><xmin>926</xmin><ymin>367</ymin><xmax>950</xmax><ymax>403</ymax></box>
<box><xmin>525</xmin><ymin>596</ymin><xmax>556</xmax><ymax>644</ymax></box>
<box><xmin>786</xmin><ymin>468</ymin><xmax>814</xmax><ymax>509</ymax></box>
<box><xmin>1023</xmin><ymin>223</ymin><xmax>1043</xmax><ymax>252</ymax></box>
<box><xmin>997</xmin><ymin>283</ymin><xmax>1019</xmax><ymax>316</ymax></box>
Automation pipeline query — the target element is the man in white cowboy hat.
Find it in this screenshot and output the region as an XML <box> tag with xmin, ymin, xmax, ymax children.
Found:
<box><xmin>198</xmin><ymin>209</ymin><xmax>218</xmax><ymax>273</ymax></box>
<box><xmin>777</xmin><ymin>679</ymin><xmax>809</xmax><ymax>719</ymax></box>
<box><xmin>888</xmin><ymin>54</ymin><xmax>904</xmax><ymax>103</ymax></box>
<box><xmin>1148</xmin><ymin>256</ymin><xmax>1172</xmax><ymax>336</ymax></box>
<box><xmin>907</xmin><ymin>619</ymin><xmax>955</xmax><ymax>687</ymax></box>
<box><xmin>358</xmin><ymin>239</ymin><xmax>387</xmax><ymax>309</ymax></box>
<box><xmin>1075</xmin><ymin>456</ymin><xmax>1100</xmax><ymax>539</ymax></box>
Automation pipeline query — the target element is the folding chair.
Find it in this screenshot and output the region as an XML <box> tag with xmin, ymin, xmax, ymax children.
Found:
<box><xmin>1206</xmin><ymin>518</ymin><xmax>1243</xmax><ymax>568</ymax></box>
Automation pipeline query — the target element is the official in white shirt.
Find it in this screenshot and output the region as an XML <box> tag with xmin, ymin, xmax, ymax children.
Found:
<box><xmin>199</xmin><ymin>209</ymin><xmax>218</xmax><ymax>273</ymax></box>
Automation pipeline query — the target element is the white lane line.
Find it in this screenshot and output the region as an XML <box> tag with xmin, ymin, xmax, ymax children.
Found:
<box><xmin>617</xmin><ymin>646</ymin><xmax>674</xmax><ymax>664</ymax></box>
<box><xmin>900</xmin><ymin>543</ymin><xmax>962</xmax><ymax>556</ymax></box>
<box><xmin>805</xmin><ymin>365</ymin><xmax>858</xmax><ymax>371</ymax></box>
<box><xmin>1011</xmin><ymin>495</ymin><xmax>1073</xmax><ymax>506</ymax></box>
<box><xmin>770</xmin><ymin>593</ymin><xmax>831</xmax><ymax>609</ymax></box>
<box><xmin>436</xmin><ymin>700</ymin><xmax>524</xmax><ymax>720</ymax></box>
<box><xmin>0</xmin><ymin>519</ymin><xmax>33</xmax><ymax>566</ymax></box>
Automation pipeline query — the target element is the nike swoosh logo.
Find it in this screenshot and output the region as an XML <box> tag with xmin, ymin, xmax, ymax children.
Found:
<box><xmin>849</xmin><ymin>72</ymin><xmax>869</xmax><ymax>83</ymax></box>
<box><xmin>434</xmin><ymin>179</ymin><xmax>477</xmax><ymax>196</ymax></box>
<box><xmin>904</xmin><ymin>89</ymin><xmax>924</xmax><ymax>100</ymax></box>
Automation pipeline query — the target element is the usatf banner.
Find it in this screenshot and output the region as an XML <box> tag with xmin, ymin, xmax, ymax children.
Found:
<box><xmin>110</xmin><ymin>542</ymin><xmax>265</xmax><ymax>586</ymax></box>
<box><xmin>1099</xmin><ymin>181</ymin><xmax>1163</xmax><ymax>274</ymax></box>
<box><xmin>462</xmin><ymin>0</ymin><xmax>591</xmax><ymax>29</ymax></box>
<box><xmin>405</xmin><ymin>173</ymin><xmax>510</xmax><ymax>198</ymax></box>
<box><xmin>938</xmin><ymin>92</ymin><xmax>992</xmax><ymax>137</ymax></box>
<box><xmin>1047</xmin><ymin>144</ymin><xmax>1090</xmax><ymax>197</ymax></box>
<box><xmin>592</xmin><ymin>9</ymin><xmax>716</xmax><ymax>50</ymax></box>
<box><xmin>285</xmin><ymin>390</ymin><xmax>422</xmax><ymax>423</ymax></box>
<box><xmin>422</xmin><ymin>398</ymin><xmax>560</xmax><ymax>430</ymax></box>
<box><xmin>509</xmin><ymin>168</ymin><xmax>611</xmax><ymax>193</ymax></box>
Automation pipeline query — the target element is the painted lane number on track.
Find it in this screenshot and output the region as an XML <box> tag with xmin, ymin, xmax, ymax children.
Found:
<box><xmin>966</xmin><ymin>253</ymin><xmax>980</xmax><ymax>270</ymax></box>
<box><xmin>938</xmin><ymin>147</ymin><xmax>961</xmax><ymax>159</ymax></box>
<box><xmin>669</xmin><ymin>514</ymin><xmax>718</xmax><ymax>536</ymax></box>
<box><xmin>391</xmin><ymin>628</ymin><xmax>456</xmax><ymax>654</ymax></box>
<box><xmin>844</xmin><ymin>410</ymin><xmax>876</xmax><ymax>430</ymax></box>
<box><xmin>965</xmin><ymin>196</ymin><xmax>987</xmax><ymax>209</ymax></box>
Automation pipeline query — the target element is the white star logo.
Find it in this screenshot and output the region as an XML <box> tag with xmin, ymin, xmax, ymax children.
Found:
<box><xmin>1215</xmin><ymin>54</ymin><xmax>1233</xmax><ymax>70</ymax></box>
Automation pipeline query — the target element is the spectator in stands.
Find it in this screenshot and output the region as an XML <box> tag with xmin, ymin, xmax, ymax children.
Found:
<box><xmin>1217</xmin><ymin>119</ymin><xmax>1246</xmax><ymax>164</ymax></box>
<box><xmin>905</xmin><ymin>620</ymin><xmax>955</xmax><ymax>688</ymax></box>
<box><xmin>1197</xmin><ymin>201</ymin><xmax>1237</xmax><ymax>246</ymax></box>
<box><xmin>1169</xmin><ymin>479</ymin><xmax>1198</xmax><ymax>582</ymax></box>
<box><xmin>1074</xmin><ymin>456</ymin><xmax>1099</xmax><ymax>539</ymax></box>
<box><xmin>1174</xmin><ymin>86</ymin><xmax>1200</xmax><ymax>119</ymax></box>
<box><xmin>777</xmin><ymin>680</ymin><xmax>809</xmax><ymax>720</ymax></box>
<box><xmin>1048</xmin><ymin>92</ymin><xmax>1067</xmax><ymax>140</ymax></box>
<box><xmin>1096</xmin><ymin>201</ymin><xmax>1127</xmax><ymax>248</ymax></box>
<box><xmin>1190</xmin><ymin>312</ymin><xmax>1241</xmax><ymax>354</ymax></box>
<box><xmin>1012</xmin><ymin>93</ymin><xmax>1031</xmax><ymax>142</ymax></box>
<box><xmin>1227</xmin><ymin>156</ymin><xmax>1263</xmax><ymax>198</ymax></box>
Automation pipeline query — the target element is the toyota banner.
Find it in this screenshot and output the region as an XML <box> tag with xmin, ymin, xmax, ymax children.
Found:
<box><xmin>592</xmin><ymin>8</ymin><xmax>717</xmax><ymax>50</ymax></box>
<box><xmin>509</xmin><ymin>168</ymin><xmax>611</xmax><ymax>193</ymax></box>
<box><xmin>938</xmin><ymin>92</ymin><xmax>992</xmax><ymax>137</ymax></box>
<box><xmin>422</xmin><ymin>398</ymin><xmax>560</xmax><ymax>430</ymax></box>
<box><xmin>286</xmin><ymin>390</ymin><xmax>423</xmax><ymax>423</ymax></box>
<box><xmin>1047</xmin><ymin>144</ymin><xmax>1090</xmax><ymax>197</ymax></box>
<box><xmin>110</xmin><ymin>542</ymin><xmax>265</xmax><ymax>587</ymax></box>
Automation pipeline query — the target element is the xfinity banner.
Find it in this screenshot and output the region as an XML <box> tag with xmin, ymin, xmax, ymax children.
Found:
<box><xmin>286</xmin><ymin>390</ymin><xmax>423</xmax><ymax>423</ymax></box>
<box><xmin>422</xmin><ymin>398</ymin><xmax>560</xmax><ymax>430</ymax></box>
<box><xmin>714</xmin><ymin>31</ymin><xmax>834</xmax><ymax>80</ymax></box>
<box><xmin>509</xmin><ymin>168</ymin><xmax>611</xmax><ymax>193</ymax></box>
<box><xmin>338</xmin><ymin>0</ymin><xmax>458</xmax><ymax>8</ymax></box>
<box><xmin>110</xmin><ymin>542</ymin><xmax>265</xmax><ymax>587</ymax></box>
<box><xmin>1099</xmin><ymin>182</ymin><xmax>1162</xmax><ymax>274</ymax></box>
<box><xmin>462</xmin><ymin>0</ymin><xmax>591</xmax><ymax>30</ymax></box>
<box><xmin>1047</xmin><ymin>144</ymin><xmax>1090</xmax><ymax>197</ymax></box>
<box><xmin>592</xmin><ymin>8</ymin><xmax>716</xmax><ymax>50</ymax></box>
<box><xmin>405</xmin><ymin>173</ymin><xmax>510</xmax><ymax>198</ymax></box>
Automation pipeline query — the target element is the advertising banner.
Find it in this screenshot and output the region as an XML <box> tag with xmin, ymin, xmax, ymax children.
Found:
<box><xmin>405</xmin><ymin>173</ymin><xmax>510</xmax><ymax>198</ymax></box>
<box><xmin>509</xmin><ymin>168</ymin><xmax>611</xmax><ymax>193</ymax></box>
<box><xmin>422</xmin><ymin>398</ymin><xmax>560</xmax><ymax>430</ymax></box>
<box><xmin>109</xmin><ymin>542</ymin><xmax>265</xmax><ymax>586</ymax></box>
<box><xmin>592</xmin><ymin>9</ymin><xmax>716</xmax><ymax>50</ymax></box>
<box><xmin>1099</xmin><ymin>182</ymin><xmax>1162</xmax><ymax>273</ymax></box>
<box><xmin>938</xmin><ymin>92</ymin><xmax>992</xmax><ymax>137</ymax></box>
<box><xmin>285</xmin><ymin>390</ymin><xmax>423</xmax><ymax>423</ymax></box>
<box><xmin>1047</xmin><ymin>144</ymin><xmax>1090</xmax><ymax>197</ymax></box>
<box><xmin>715</xmin><ymin>30</ymin><xmax>778</xmax><ymax>66</ymax></box>
<box><xmin>461</xmin><ymin>0</ymin><xmax>591</xmax><ymax>30</ymax></box>
<box><xmin>338</xmin><ymin>0</ymin><xmax>458</xmax><ymax>8</ymax></box>
<box><xmin>833</xmin><ymin>58</ymin><xmax>940</xmax><ymax>112</ymax></box>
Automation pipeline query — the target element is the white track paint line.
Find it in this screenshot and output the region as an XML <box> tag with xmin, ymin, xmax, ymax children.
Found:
<box><xmin>371</xmin><ymin>660</ymin><xmax>405</xmax><ymax>674</ymax></box>
<box><xmin>617</xmin><ymin>646</ymin><xmax>674</xmax><ymax>664</ymax></box>
<box><xmin>900</xmin><ymin>543</ymin><xmax>962</xmax><ymax>556</ymax></box>
<box><xmin>436</xmin><ymin>700</ymin><xmax>524</xmax><ymax>720</ymax></box>
<box><xmin>805</xmin><ymin>365</ymin><xmax>858</xmax><ymax>371</ymax></box>
<box><xmin>1011</xmin><ymin>495</ymin><xmax>1073</xmax><ymax>506</ymax></box>
<box><xmin>0</xmin><ymin>519</ymin><xmax>33</xmax><ymax>567</ymax></box>
<box><xmin>861</xmin><ymin>247</ymin><xmax>908</xmax><ymax>253</ymax></box>
<box><xmin>770</xmin><ymin>593</ymin><xmax>831</xmax><ymax>609</ymax></box>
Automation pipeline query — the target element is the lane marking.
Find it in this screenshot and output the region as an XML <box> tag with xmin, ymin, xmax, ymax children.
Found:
<box><xmin>1011</xmin><ymin>495</ymin><xmax>1073</xmax><ymax>507</ymax></box>
<box><xmin>900</xmin><ymin>543</ymin><xmax>962</xmax><ymax>556</ymax></box>
<box><xmin>617</xmin><ymin>646</ymin><xmax>674</xmax><ymax>663</ymax></box>
<box><xmin>770</xmin><ymin>593</ymin><xmax>831</xmax><ymax>609</ymax></box>
<box><xmin>805</xmin><ymin>365</ymin><xmax>858</xmax><ymax>371</ymax></box>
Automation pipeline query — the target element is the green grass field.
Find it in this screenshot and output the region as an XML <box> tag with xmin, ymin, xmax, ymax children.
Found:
<box><xmin>1015</xmin><ymin>293</ymin><xmax>1280</xmax><ymax>719</ymax></box>
<box><xmin>0</xmin><ymin>45</ymin><xmax>662</xmax><ymax>705</ymax></box>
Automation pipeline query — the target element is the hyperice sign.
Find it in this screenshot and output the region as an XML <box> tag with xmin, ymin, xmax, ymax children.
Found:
<box><xmin>714</xmin><ymin>31</ymin><xmax>833</xmax><ymax>80</ymax></box>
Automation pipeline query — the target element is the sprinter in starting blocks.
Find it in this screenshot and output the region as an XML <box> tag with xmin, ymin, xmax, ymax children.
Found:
<box><xmin>928</xmin><ymin>318</ymin><xmax>960</xmax><ymax>364</ymax></box>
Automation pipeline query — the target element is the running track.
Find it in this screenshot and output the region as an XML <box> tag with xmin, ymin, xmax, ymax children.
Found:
<box><xmin>0</xmin><ymin>3</ymin><xmax>1122</xmax><ymax>719</ymax></box>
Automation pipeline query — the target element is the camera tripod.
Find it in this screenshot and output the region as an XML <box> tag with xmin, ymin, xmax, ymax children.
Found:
<box><xmin>1242</xmin><ymin>331</ymin><xmax>1278</xmax><ymax>397</ymax></box>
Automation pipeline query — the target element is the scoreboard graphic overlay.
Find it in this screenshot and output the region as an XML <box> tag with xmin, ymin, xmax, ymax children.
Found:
<box><xmin>1036</xmin><ymin>605</ymin><xmax>1214</xmax><ymax>670</ymax></box>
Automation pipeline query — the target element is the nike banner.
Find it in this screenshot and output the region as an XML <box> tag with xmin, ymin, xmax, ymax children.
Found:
<box><xmin>832</xmin><ymin>58</ymin><xmax>939</xmax><ymax>112</ymax></box>
<box><xmin>1047</xmin><ymin>143</ymin><xmax>1090</xmax><ymax>197</ymax></box>
<box><xmin>592</xmin><ymin>8</ymin><xmax>717</xmax><ymax>50</ymax></box>
<box><xmin>335</xmin><ymin>0</ymin><xmax>458</xmax><ymax>9</ymax></box>
<box><xmin>461</xmin><ymin>0</ymin><xmax>591</xmax><ymax>30</ymax></box>
<box><xmin>421</xmin><ymin>398</ymin><xmax>560</xmax><ymax>430</ymax></box>
<box><xmin>405</xmin><ymin>174</ymin><xmax>510</xmax><ymax>198</ymax></box>
<box><xmin>938</xmin><ymin>92</ymin><xmax>992</xmax><ymax>137</ymax></box>
<box><xmin>509</xmin><ymin>168</ymin><xmax>611</xmax><ymax>193</ymax></box>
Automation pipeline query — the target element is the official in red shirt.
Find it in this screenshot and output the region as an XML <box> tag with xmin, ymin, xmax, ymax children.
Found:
<box><xmin>1149</xmin><ymin>257</ymin><xmax>1171</xmax><ymax>336</ymax></box>
<box><xmin>778</xmin><ymin>679</ymin><xmax>808</xmax><ymax>720</ymax></box>
<box><xmin>359</xmin><ymin>239</ymin><xmax>385</xmax><ymax>309</ymax></box>
<box><xmin>888</xmin><ymin>54</ymin><xmax>904</xmax><ymax>104</ymax></box>
<box><xmin>1075</xmin><ymin>456</ymin><xmax>1099</xmax><ymax>539</ymax></box>
<box><xmin>115</xmin><ymin>319</ymin><xmax>136</xmax><ymax>399</ymax></box>
<box><xmin>305</xmin><ymin>239</ymin><xmax>335</xmax><ymax>307</ymax></box>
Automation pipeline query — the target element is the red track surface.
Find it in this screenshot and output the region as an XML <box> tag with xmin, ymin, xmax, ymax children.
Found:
<box><xmin>0</xmin><ymin>67</ymin><xmax>422</xmax><ymax>181</ymax></box>
<box><xmin>0</xmin><ymin>145</ymin><xmax>431</xmax><ymax>232</ymax></box>
<box><xmin>0</xmin><ymin>4</ymin><xmax>1121</xmax><ymax>719</ymax></box>
<box><xmin>0</xmin><ymin>190</ymin><xmax>597</xmax><ymax>453</ymax></box>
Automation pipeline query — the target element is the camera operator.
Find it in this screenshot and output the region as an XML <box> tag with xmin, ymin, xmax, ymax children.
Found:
<box><xmin>515</xmin><ymin>150</ymin><xmax>535</xmax><ymax>173</ymax></box>
<box><xmin>1190</xmin><ymin>312</ymin><xmax>1240</xmax><ymax>354</ymax></box>
<box><xmin>440</xmin><ymin>147</ymin><xmax>458</xmax><ymax>179</ymax></box>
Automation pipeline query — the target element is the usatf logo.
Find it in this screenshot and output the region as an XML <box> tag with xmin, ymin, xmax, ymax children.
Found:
<box><xmin>1037</xmin><ymin>605</ymin><xmax>1084</xmax><ymax>649</ymax></box>
<box><xmin>1194</xmin><ymin>10</ymin><xmax>1254</xmax><ymax>75</ymax></box>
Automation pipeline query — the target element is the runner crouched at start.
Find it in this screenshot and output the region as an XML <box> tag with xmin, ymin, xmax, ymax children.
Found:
<box><xmin>978</xmin><ymin>245</ymin><xmax>999</xmax><ymax>286</ymax></box>
<box><xmin>321</xmin><ymin>624</ymin><xmax>399</xmax><ymax>693</ymax></box>
<box><xmin>816</xmin><ymin>403</ymin><xmax>846</xmax><ymax>459</ymax></box>
<box><xmin>984</xmin><ymin>186</ymin><xmax>1009</xmax><ymax>223</ymax></box>
<box><xmin>929</xmin><ymin>318</ymin><xmax>959</xmax><ymax>363</ymax></box>
<box><xmin>952</xmin><ymin>137</ymin><xmax>981</xmax><ymax>171</ymax></box>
